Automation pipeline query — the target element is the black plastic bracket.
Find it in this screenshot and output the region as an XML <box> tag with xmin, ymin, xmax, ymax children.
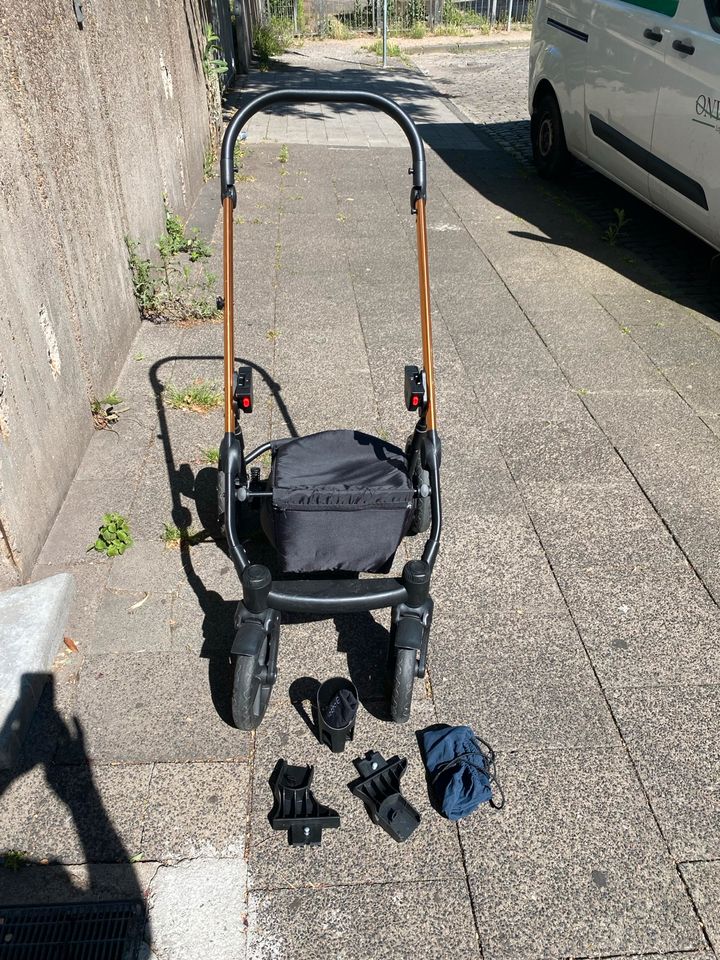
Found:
<box><xmin>269</xmin><ymin>761</ymin><xmax>340</xmax><ymax>845</ymax></box>
<box><xmin>233</xmin><ymin>366</ymin><xmax>253</xmax><ymax>414</ymax></box>
<box><xmin>351</xmin><ymin>751</ymin><xmax>421</xmax><ymax>843</ymax></box>
<box><xmin>392</xmin><ymin>594</ymin><xmax>433</xmax><ymax>679</ymax></box>
<box><xmin>404</xmin><ymin>365</ymin><xmax>427</xmax><ymax>413</ymax></box>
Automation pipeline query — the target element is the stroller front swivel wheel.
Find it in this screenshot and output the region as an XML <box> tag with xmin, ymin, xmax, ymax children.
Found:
<box><xmin>231</xmin><ymin>625</ymin><xmax>277</xmax><ymax>730</ymax></box>
<box><xmin>389</xmin><ymin>646</ymin><xmax>417</xmax><ymax>724</ymax></box>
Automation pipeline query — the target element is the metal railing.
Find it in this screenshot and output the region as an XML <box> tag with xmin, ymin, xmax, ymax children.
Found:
<box><xmin>261</xmin><ymin>0</ymin><xmax>532</xmax><ymax>36</ymax></box>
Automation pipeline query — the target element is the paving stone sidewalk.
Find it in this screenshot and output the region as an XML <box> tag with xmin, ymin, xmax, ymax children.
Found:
<box><xmin>2</xmin><ymin>43</ymin><xmax>720</xmax><ymax>960</ymax></box>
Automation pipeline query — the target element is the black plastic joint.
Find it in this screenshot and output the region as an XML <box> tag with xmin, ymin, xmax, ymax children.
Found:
<box><xmin>410</xmin><ymin>185</ymin><xmax>424</xmax><ymax>214</ymax></box>
<box><xmin>402</xmin><ymin>559</ymin><xmax>430</xmax><ymax>606</ymax></box>
<box><xmin>242</xmin><ymin>564</ymin><xmax>272</xmax><ymax>614</ymax></box>
<box><xmin>221</xmin><ymin>183</ymin><xmax>237</xmax><ymax>208</ymax></box>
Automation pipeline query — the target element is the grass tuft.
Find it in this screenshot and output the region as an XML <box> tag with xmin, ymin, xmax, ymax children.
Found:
<box><xmin>164</xmin><ymin>380</ymin><xmax>222</xmax><ymax>413</ymax></box>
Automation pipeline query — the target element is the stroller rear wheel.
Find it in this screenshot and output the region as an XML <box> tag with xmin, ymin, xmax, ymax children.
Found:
<box><xmin>231</xmin><ymin>624</ymin><xmax>277</xmax><ymax>730</ymax></box>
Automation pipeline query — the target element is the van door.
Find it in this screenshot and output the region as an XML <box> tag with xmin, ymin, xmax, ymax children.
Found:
<box><xmin>649</xmin><ymin>0</ymin><xmax>720</xmax><ymax>249</ymax></box>
<box><xmin>585</xmin><ymin>0</ymin><xmax>673</xmax><ymax>200</ymax></box>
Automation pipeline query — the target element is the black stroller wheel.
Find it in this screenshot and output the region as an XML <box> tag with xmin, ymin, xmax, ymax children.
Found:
<box><xmin>389</xmin><ymin>647</ymin><xmax>416</xmax><ymax>724</ymax></box>
<box><xmin>232</xmin><ymin>632</ymin><xmax>274</xmax><ymax>730</ymax></box>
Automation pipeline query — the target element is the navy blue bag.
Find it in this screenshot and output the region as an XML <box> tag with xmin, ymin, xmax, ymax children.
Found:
<box><xmin>419</xmin><ymin>724</ymin><xmax>504</xmax><ymax>821</ymax></box>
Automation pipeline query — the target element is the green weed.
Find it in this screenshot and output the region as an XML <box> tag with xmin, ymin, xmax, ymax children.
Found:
<box><xmin>89</xmin><ymin>513</ymin><xmax>133</xmax><ymax>558</ymax></box>
<box><xmin>162</xmin><ymin>523</ymin><xmax>203</xmax><ymax>548</ymax></box>
<box><xmin>202</xmin><ymin>447</ymin><xmax>220</xmax><ymax>465</ymax></box>
<box><xmin>603</xmin><ymin>208</ymin><xmax>631</xmax><ymax>246</ymax></box>
<box><xmin>2</xmin><ymin>850</ymin><xmax>26</xmax><ymax>871</ymax></box>
<box><xmin>125</xmin><ymin>201</ymin><xmax>218</xmax><ymax>324</ymax></box>
<box><xmin>203</xmin><ymin>148</ymin><xmax>216</xmax><ymax>182</ymax></box>
<box><xmin>366</xmin><ymin>39</ymin><xmax>402</xmax><ymax>57</ymax></box>
<box><xmin>254</xmin><ymin>19</ymin><xmax>292</xmax><ymax>67</ymax></box>
<box><xmin>202</xmin><ymin>24</ymin><xmax>228</xmax><ymax>79</ymax></box>
<box><xmin>164</xmin><ymin>379</ymin><xmax>222</xmax><ymax>412</ymax></box>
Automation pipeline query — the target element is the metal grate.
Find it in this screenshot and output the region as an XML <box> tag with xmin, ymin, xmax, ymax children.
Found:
<box><xmin>0</xmin><ymin>901</ymin><xmax>145</xmax><ymax>960</ymax></box>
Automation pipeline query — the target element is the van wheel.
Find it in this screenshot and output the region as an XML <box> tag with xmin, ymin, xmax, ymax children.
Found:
<box><xmin>531</xmin><ymin>92</ymin><xmax>572</xmax><ymax>180</ymax></box>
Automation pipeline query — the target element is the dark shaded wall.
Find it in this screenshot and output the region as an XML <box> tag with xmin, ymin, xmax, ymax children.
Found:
<box><xmin>0</xmin><ymin>0</ymin><xmax>212</xmax><ymax>584</ymax></box>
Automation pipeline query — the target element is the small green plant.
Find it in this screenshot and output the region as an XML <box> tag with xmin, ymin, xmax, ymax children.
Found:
<box><xmin>278</xmin><ymin>144</ymin><xmax>289</xmax><ymax>165</ymax></box>
<box><xmin>126</xmin><ymin>237</ymin><xmax>159</xmax><ymax>312</ymax></box>
<box><xmin>157</xmin><ymin>206</ymin><xmax>212</xmax><ymax>264</ymax></box>
<box><xmin>603</xmin><ymin>208</ymin><xmax>631</xmax><ymax>246</ymax></box>
<box><xmin>91</xmin><ymin>392</ymin><xmax>126</xmax><ymax>430</ymax></box>
<box><xmin>254</xmin><ymin>18</ymin><xmax>291</xmax><ymax>67</ymax></box>
<box><xmin>163</xmin><ymin>523</ymin><xmax>202</xmax><ymax>548</ymax></box>
<box><xmin>203</xmin><ymin>148</ymin><xmax>216</xmax><ymax>182</ymax></box>
<box><xmin>266</xmin><ymin>328</ymin><xmax>281</xmax><ymax>342</ymax></box>
<box><xmin>2</xmin><ymin>850</ymin><xmax>26</xmax><ymax>871</ymax></box>
<box><xmin>164</xmin><ymin>379</ymin><xmax>222</xmax><ymax>412</ymax></box>
<box><xmin>366</xmin><ymin>39</ymin><xmax>402</xmax><ymax>57</ymax></box>
<box><xmin>325</xmin><ymin>15</ymin><xmax>350</xmax><ymax>38</ymax></box>
<box><xmin>125</xmin><ymin>201</ymin><xmax>218</xmax><ymax>323</ymax></box>
<box><xmin>89</xmin><ymin>514</ymin><xmax>133</xmax><ymax>557</ymax></box>
<box><xmin>202</xmin><ymin>24</ymin><xmax>228</xmax><ymax>79</ymax></box>
<box><xmin>202</xmin><ymin>447</ymin><xmax>220</xmax><ymax>465</ymax></box>
<box><xmin>409</xmin><ymin>20</ymin><xmax>426</xmax><ymax>37</ymax></box>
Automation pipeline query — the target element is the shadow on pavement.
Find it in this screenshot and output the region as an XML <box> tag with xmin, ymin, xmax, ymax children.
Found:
<box><xmin>0</xmin><ymin>674</ymin><xmax>147</xmax><ymax>940</ymax></box>
<box><xmin>149</xmin><ymin>354</ymin><xmax>296</xmax><ymax>726</ymax></box>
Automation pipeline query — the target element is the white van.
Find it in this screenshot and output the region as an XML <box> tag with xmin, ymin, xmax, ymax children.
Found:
<box><xmin>529</xmin><ymin>0</ymin><xmax>720</xmax><ymax>251</ymax></box>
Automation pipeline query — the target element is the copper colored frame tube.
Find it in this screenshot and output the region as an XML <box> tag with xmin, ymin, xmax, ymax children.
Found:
<box><xmin>222</xmin><ymin>196</ymin><xmax>235</xmax><ymax>433</ymax></box>
<box><xmin>415</xmin><ymin>199</ymin><xmax>436</xmax><ymax>431</ymax></box>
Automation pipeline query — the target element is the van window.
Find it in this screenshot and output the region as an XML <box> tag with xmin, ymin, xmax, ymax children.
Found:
<box><xmin>706</xmin><ymin>0</ymin><xmax>720</xmax><ymax>32</ymax></box>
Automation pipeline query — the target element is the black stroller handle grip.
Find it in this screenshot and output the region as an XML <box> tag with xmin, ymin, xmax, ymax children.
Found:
<box><xmin>221</xmin><ymin>89</ymin><xmax>427</xmax><ymax>206</ymax></box>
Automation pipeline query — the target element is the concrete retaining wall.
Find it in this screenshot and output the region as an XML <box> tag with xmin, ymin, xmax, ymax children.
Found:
<box><xmin>0</xmin><ymin>0</ymin><xmax>213</xmax><ymax>585</ymax></box>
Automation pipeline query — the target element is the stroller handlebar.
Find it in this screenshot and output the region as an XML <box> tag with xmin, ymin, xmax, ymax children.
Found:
<box><xmin>220</xmin><ymin>89</ymin><xmax>427</xmax><ymax>209</ymax></box>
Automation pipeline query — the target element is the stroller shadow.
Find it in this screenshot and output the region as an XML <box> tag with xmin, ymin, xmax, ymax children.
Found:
<box><xmin>0</xmin><ymin>674</ymin><xmax>147</xmax><ymax>942</ymax></box>
<box><xmin>149</xmin><ymin>354</ymin><xmax>296</xmax><ymax>727</ymax></box>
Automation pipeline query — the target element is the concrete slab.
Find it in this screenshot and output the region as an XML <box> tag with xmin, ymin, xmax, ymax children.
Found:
<box><xmin>433</xmin><ymin>514</ymin><xmax>565</xmax><ymax>615</ymax></box>
<box><xmin>522</xmin><ymin>481</ymin><xmax>720</xmax><ymax>687</ymax></box>
<box><xmin>0</xmin><ymin>860</ymin><xmax>156</xmax><ymax>905</ymax></box>
<box><xmin>428</xmin><ymin>606</ymin><xmax>618</xmax><ymax>750</ymax></box>
<box><xmin>141</xmin><ymin>761</ymin><xmax>249</xmax><ymax>861</ymax></box>
<box><xmin>461</xmin><ymin>749</ymin><xmax>704</xmax><ymax>959</ymax></box>
<box><xmin>248</xmin><ymin>880</ymin><xmax>480</xmax><ymax>960</ymax></box>
<box><xmin>0</xmin><ymin>762</ymin><xmax>152</xmax><ymax>863</ymax></box>
<box><xmin>680</xmin><ymin>862</ymin><xmax>720</xmax><ymax>957</ymax></box>
<box><xmin>91</xmin><ymin>589</ymin><xmax>174</xmax><ymax>655</ymax></box>
<box><xmin>610</xmin><ymin>685</ymin><xmax>720</xmax><ymax>861</ymax></box>
<box><xmin>56</xmin><ymin>651</ymin><xmax>251</xmax><ymax>763</ymax></box>
<box><xmin>147</xmin><ymin>858</ymin><xmax>246</xmax><ymax>960</ymax></box>
<box><xmin>0</xmin><ymin>572</ymin><xmax>74</xmax><ymax>768</ymax></box>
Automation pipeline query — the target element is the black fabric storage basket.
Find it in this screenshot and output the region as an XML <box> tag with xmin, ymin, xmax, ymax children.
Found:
<box><xmin>261</xmin><ymin>430</ymin><xmax>414</xmax><ymax>573</ymax></box>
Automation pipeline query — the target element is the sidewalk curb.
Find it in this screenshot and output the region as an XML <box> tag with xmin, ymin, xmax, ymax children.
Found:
<box><xmin>0</xmin><ymin>572</ymin><xmax>75</xmax><ymax>769</ymax></box>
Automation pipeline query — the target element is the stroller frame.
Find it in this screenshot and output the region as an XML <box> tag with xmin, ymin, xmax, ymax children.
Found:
<box><xmin>218</xmin><ymin>90</ymin><xmax>442</xmax><ymax>727</ymax></box>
